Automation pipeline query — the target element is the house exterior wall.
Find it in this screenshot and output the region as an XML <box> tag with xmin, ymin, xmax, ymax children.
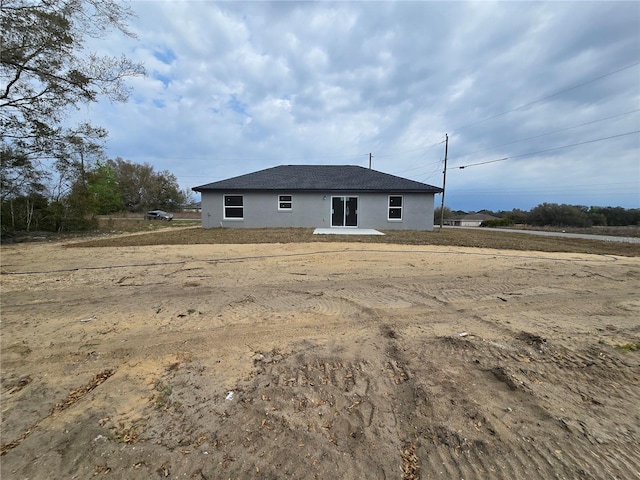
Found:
<box><xmin>449</xmin><ymin>220</ymin><xmax>483</xmax><ymax>227</ymax></box>
<box><xmin>200</xmin><ymin>191</ymin><xmax>436</xmax><ymax>230</ymax></box>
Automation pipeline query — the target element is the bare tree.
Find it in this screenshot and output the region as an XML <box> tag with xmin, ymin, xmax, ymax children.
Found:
<box><xmin>1</xmin><ymin>0</ymin><xmax>145</xmax><ymax>202</ymax></box>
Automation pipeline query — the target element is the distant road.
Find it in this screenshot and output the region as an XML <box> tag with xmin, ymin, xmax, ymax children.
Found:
<box><xmin>443</xmin><ymin>226</ymin><xmax>640</xmax><ymax>244</ymax></box>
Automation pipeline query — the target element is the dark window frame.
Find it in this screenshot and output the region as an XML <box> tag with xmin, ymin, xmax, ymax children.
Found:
<box><xmin>223</xmin><ymin>194</ymin><xmax>244</xmax><ymax>220</ymax></box>
<box><xmin>388</xmin><ymin>195</ymin><xmax>403</xmax><ymax>221</ymax></box>
<box><xmin>278</xmin><ymin>194</ymin><xmax>293</xmax><ymax>211</ymax></box>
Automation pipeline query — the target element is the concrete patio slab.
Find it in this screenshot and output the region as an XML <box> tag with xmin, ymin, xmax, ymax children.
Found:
<box><xmin>313</xmin><ymin>228</ymin><xmax>384</xmax><ymax>236</ymax></box>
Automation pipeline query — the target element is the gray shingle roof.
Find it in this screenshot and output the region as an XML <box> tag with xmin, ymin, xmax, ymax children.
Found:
<box><xmin>193</xmin><ymin>165</ymin><xmax>443</xmax><ymax>193</ymax></box>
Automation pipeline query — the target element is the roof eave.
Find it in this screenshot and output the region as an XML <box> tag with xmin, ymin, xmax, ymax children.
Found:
<box><xmin>193</xmin><ymin>187</ymin><xmax>443</xmax><ymax>193</ymax></box>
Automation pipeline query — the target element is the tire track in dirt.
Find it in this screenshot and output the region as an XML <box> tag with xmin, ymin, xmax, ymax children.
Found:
<box><xmin>407</xmin><ymin>333</ymin><xmax>640</xmax><ymax>479</ymax></box>
<box><xmin>330</xmin><ymin>283</ymin><xmax>417</xmax><ymax>309</ymax></box>
<box><xmin>406</xmin><ymin>277</ymin><xmax>535</xmax><ymax>311</ymax></box>
<box><xmin>127</xmin><ymin>330</ymin><xmax>422</xmax><ymax>479</ymax></box>
<box><xmin>218</xmin><ymin>288</ymin><xmax>363</xmax><ymax>323</ymax></box>
<box><xmin>0</xmin><ymin>369</ymin><xmax>115</xmax><ymax>456</ymax></box>
<box><xmin>3</xmin><ymin>243</ymin><xmax>638</xmax><ymax>479</ymax></box>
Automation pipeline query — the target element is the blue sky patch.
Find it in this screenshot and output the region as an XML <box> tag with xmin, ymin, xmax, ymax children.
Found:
<box><xmin>153</xmin><ymin>73</ymin><xmax>171</xmax><ymax>88</ymax></box>
<box><xmin>153</xmin><ymin>47</ymin><xmax>176</xmax><ymax>65</ymax></box>
<box><xmin>227</xmin><ymin>94</ymin><xmax>248</xmax><ymax>116</ymax></box>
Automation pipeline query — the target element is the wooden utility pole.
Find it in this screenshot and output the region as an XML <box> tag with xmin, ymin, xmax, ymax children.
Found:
<box><xmin>439</xmin><ymin>134</ymin><xmax>448</xmax><ymax>230</ymax></box>
<box><xmin>369</xmin><ymin>152</ymin><xmax>373</xmax><ymax>169</ymax></box>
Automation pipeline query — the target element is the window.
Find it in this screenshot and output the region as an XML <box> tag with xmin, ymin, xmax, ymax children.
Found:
<box><xmin>278</xmin><ymin>194</ymin><xmax>292</xmax><ymax>211</ymax></box>
<box><xmin>388</xmin><ymin>195</ymin><xmax>402</xmax><ymax>220</ymax></box>
<box><xmin>224</xmin><ymin>195</ymin><xmax>243</xmax><ymax>219</ymax></box>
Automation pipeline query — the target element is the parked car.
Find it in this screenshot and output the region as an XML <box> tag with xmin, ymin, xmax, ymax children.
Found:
<box><xmin>144</xmin><ymin>210</ymin><xmax>173</xmax><ymax>221</ymax></box>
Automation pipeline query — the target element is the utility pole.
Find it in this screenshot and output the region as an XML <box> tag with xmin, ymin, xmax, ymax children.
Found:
<box><xmin>439</xmin><ymin>133</ymin><xmax>448</xmax><ymax>231</ymax></box>
<box><xmin>369</xmin><ymin>152</ymin><xmax>373</xmax><ymax>169</ymax></box>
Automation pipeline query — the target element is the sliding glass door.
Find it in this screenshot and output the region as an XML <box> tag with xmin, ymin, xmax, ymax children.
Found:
<box><xmin>331</xmin><ymin>197</ymin><xmax>358</xmax><ymax>227</ymax></box>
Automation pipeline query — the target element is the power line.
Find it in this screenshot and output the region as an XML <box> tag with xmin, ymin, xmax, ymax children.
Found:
<box><xmin>391</xmin><ymin>158</ymin><xmax>443</xmax><ymax>175</ymax></box>
<box><xmin>375</xmin><ymin>137</ymin><xmax>445</xmax><ymax>159</ymax></box>
<box><xmin>447</xmin><ymin>108</ymin><xmax>640</xmax><ymax>162</ymax></box>
<box><xmin>420</xmin><ymin>162</ymin><xmax>446</xmax><ymax>183</ymax></box>
<box><xmin>121</xmin><ymin>62</ymin><xmax>640</xmax><ymax>182</ymax></box>
<box><xmin>450</xmin><ymin>130</ymin><xmax>640</xmax><ymax>170</ymax></box>
<box><xmin>454</xmin><ymin>181</ymin><xmax>638</xmax><ymax>193</ymax></box>
<box><xmin>453</xmin><ymin>60</ymin><xmax>640</xmax><ymax>133</ymax></box>
<box><xmin>453</xmin><ymin>157</ymin><xmax>509</xmax><ymax>170</ymax></box>
<box><xmin>391</xmin><ymin>62</ymin><xmax>638</xmax><ymax>164</ymax></box>
<box><xmin>451</xmin><ymin>188</ymin><xmax>638</xmax><ymax>199</ymax></box>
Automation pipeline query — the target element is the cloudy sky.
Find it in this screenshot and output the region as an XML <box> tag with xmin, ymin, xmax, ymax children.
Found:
<box><xmin>84</xmin><ymin>1</ymin><xmax>639</xmax><ymax>211</ymax></box>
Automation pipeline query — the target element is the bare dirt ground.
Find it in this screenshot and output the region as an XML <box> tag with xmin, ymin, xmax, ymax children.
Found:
<box><xmin>1</xmin><ymin>236</ymin><xmax>639</xmax><ymax>479</ymax></box>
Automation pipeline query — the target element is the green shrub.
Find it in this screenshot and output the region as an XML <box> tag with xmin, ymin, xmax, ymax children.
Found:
<box><xmin>481</xmin><ymin>218</ymin><xmax>514</xmax><ymax>228</ymax></box>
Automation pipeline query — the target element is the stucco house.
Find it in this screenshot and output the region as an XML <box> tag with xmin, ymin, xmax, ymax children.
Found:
<box><xmin>193</xmin><ymin>165</ymin><xmax>443</xmax><ymax>231</ymax></box>
<box><xmin>444</xmin><ymin>213</ymin><xmax>498</xmax><ymax>227</ymax></box>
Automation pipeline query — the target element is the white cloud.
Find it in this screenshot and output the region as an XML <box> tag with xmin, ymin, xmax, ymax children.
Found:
<box><xmin>76</xmin><ymin>0</ymin><xmax>640</xmax><ymax>211</ymax></box>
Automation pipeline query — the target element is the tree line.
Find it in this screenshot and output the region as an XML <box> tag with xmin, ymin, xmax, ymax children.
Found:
<box><xmin>436</xmin><ymin>204</ymin><xmax>640</xmax><ymax>228</ymax></box>
<box><xmin>1</xmin><ymin>156</ymin><xmax>189</xmax><ymax>233</ymax></box>
<box><xmin>0</xmin><ymin>1</ymin><xmax>193</xmax><ymax>235</ymax></box>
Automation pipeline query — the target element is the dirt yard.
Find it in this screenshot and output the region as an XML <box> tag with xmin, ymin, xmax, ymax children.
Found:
<box><xmin>1</xmin><ymin>236</ymin><xmax>639</xmax><ymax>479</ymax></box>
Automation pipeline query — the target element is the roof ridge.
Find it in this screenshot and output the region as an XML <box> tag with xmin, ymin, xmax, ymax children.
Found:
<box><xmin>193</xmin><ymin>164</ymin><xmax>443</xmax><ymax>193</ymax></box>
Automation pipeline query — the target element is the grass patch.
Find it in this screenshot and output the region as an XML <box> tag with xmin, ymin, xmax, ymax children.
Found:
<box><xmin>615</xmin><ymin>342</ymin><xmax>640</xmax><ymax>351</ymax></box>
<box><xmin>96</xmin><ymin>217</ymin><xmax>200</xmax><ymax>233</ymax></box>
<box><xmin>112</xmin><ymin>421</ymin><xmax>143</xmax><ymax>444</ymax></box>
<box><xmin>152</xmin><ymin>380</ymin><xmax>173</xmax><ymax>410</ymax></box>
<box><xmin>67</xmin><ymin>226</ymin><xmax>640</xmax><ymax>257</ymax></box>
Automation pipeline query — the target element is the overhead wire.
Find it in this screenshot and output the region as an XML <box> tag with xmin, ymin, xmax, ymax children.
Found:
<box><xmin>365</xmin><ymin>63</ymin><xmax>639</xmax><ymax>206</ymax></box>
<box><xmin>391</xmin><ymin>158</ymin><xmax>443</xmax><ymax>175</ymax></box>
<box><xmin>144</xmin><ymin>62</ymin><xmax>640</xmax><ymax>176</ymax></box>
<box><xmin>389</xmin><ymin>105</ymin><xmax>638</xmax><ymax>177</ymax></box>
<box><xmin>375</xmin><ymin>137</ymin><xmax>445</xmax><ymax>159</ymax></box>
<box><xmin>447</xmin><ymin>108</ymin><xmax>640</xmax><ymax>162</ymax></box>
<box><xmin>449</xmin><ymin>130</ymin><xmax>640</xmax><ymax>170</ymax></box>
<box><xmin>160</xmin><ymin>60</ymin><xmax>640</xmax><ymax>194</ymax></box>
<box><xmin>452</xmin><ymin>60</ymin><xmax>640</xmax><ymax>133</ymax></box>
<box><xmin>450</xmin><ymin>182</ymin><xmax>639</xmax><ymax>199</ymax></box>
<box><xmin>453</xmin><ymin>181</ymin><xmax>638</xmax><ymax>194</ymax></box>
<box><xmin>419</xmin><ymin>148</ymin><xmax>445</xmax><ymax>183</ymax></box>
<box><xmin>387</xmin><ymin>61</ymin><xmax>640</xmax><ymax>182</ymax></box>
